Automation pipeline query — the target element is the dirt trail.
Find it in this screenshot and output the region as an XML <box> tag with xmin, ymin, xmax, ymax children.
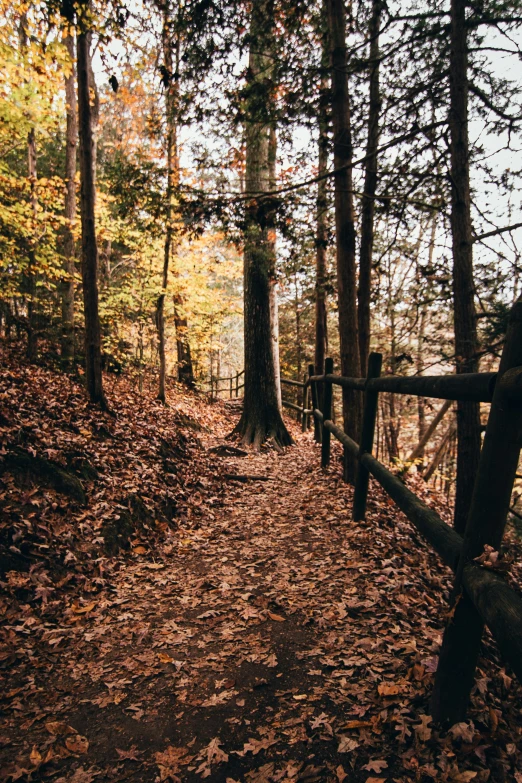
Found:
<box><xmin>2</xmin><ymin>418</ymin><xmax>521</xmax><ymax>782</ymax></box>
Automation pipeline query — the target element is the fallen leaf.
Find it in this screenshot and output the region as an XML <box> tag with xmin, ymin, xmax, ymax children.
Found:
<box><xmin>45</xmin><ymin>720</ymin><xmax>75</xmax><ymax>736</ymax></box>
<box><xmin>336</xmin><ymin>765</ymin><xmax>347</xmax><ymax>782</ymax></box>
<box><xmin>65</xmin><ymin>734</ymin><xmax>89</xmax><ymax>754</ymax></box>
<box><xmin>363</xmin><ymin>760</ymin><xmax>388</xmax><ymax>773</ymax></box>
<box><xmin>337</xmin><ymin>736</ymin><xmax>359</xmax><ymax>753</ymax></box>
<box><xmin>378</xmin><ymin>683</ymin><xmax>400</xmax><ymax>697</ymax></box>
<box><xmin>71</xmin><ymin>602</ymin><xmax>96</xmax><ymax>614</ymax></box>
<box><xmin>267</xmin><ymin>611</ymin><xmax>286</xmax><ymax>622</ymax></box>
<box><xmin>414</xmin><ymin>714</ymin><xmax>432</xmax><ymax>742</ymax></box>
<box><xmin>116</xmin><ymin>745</ymin><xmax>141</xmax><ymax>761</ymax></box>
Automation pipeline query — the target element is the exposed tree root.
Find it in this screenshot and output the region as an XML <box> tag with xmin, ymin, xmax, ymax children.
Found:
<box><xmin>230</xmin><ymin>416</ymin><xmax>294</xmax><ymax>451</ymax></box>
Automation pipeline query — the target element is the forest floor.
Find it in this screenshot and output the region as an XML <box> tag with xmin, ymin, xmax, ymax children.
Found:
<box><xmin>1</xmin><ymin>346</ymin><xmax>522</xmax><ymax>783</ymax></box>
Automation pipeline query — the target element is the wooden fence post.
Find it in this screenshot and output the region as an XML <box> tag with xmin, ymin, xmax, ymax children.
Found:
<box><xmin>352</xmin><ymin>352</ymin><xmax>382</xmax><ymax>521</ymax></box>
<box><xmin>321</xmin><ymin>358</ymin><xmax>333</xmax><ymax>468</ymax></box>
<box><xmin>431</xmin><ymin>299</ymin><xmax>522</xmax><ymax>724</ymax></box>
<box><xmin>236</xmin><ymin>373</ymin><xmax>239</xmax><ymax>397</ymax></box>
<box><xmin>302</xmin><ymin>374</ymin><xmax>308</xmax><ymax>432</ymax></box>
<box><xmin>230</xmin><ymin>377</ymin><xmax>233</xmax><ymax>398</ymax></box>
<box><xmin>310</xmin><ymin>363</ymin><xmax>321</xmax><ymax>443</ymax></box>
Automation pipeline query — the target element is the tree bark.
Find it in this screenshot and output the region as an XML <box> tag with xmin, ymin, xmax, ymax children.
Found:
<box><xmin>315</xmin><ymin>5</ymin><xmax>329</xmax><ymax>378</ymax></box>
<box><xmin>19</xmin><ymin>16</ymin><xmax>38</xmax><ymax>360</ymax></box>
<box><xmin>449</xmin><ymin>0</ymin><xmax>481</xmax><ymax>534</ymax></box>
<box><xmin>156</xmin><ymin>6</ymin><xmax>194</xmax><ymax>399</ymax></box>
<box><xmin>61</xmin><ymin>34</ymin><xmax>77</xmax><ymax>366</ymax></box>
<box><xmin>268</xmin><ymin>124</ymin><xmax>282</xmax><ymax>411</ymax></box>
<box><xmin>357</xmin><ymin>0</ymin><xmax>382</xmax><ymax>376</ymax></box>
<box><xmin>156</xmin><ymin>4</ymin><xmax>176</xmax><ymax>403</ymax></box>
<box><xmin>26</xmin><ymin>128</ymin><xmax>38</xmax><ymax>361</ymax></box>
<box><xmin>76</xmin><ymin>6</ymin><xmax>106</xmax><ymax>407</ymax></box>
<box><xmin>233</xmin><ymin>0</ymin><xmax>292</xmax><ymax>449</ymax></box>
<box><xmin>327</xmin><ymin>0</ymin><xmax>361</xmax><ymax>482</ymax></box>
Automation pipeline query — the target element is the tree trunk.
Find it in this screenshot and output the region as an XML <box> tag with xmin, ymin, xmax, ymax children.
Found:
<box><xmin>61</xmin><ymin>34</ymin><xmax>77</xmax><ymax>366</ymax></box>
<box><xmin>357</xmin><ymin>0</ymin><xmax>382</xmax><ymax>376</ymax></box>
<box><xmin>233</xmin><ymin>0</ymin><xmax>292</xmax><ymax>449</ymax></box>
<box><xmin>404</xmin><ymin>399</ymin><xmax>453</xmax><ymax>474</ymax></box>
<box><xmin>156</xmin><ymin>8</ymin><xmax>194</xmax><ymax>398</ymax></box>
<box><xmin>423</xmin><ymin>420</ymin><xmax>457</xmax><ymax>483</ymax></box>
<box><xmin>26</xmin><ymin>128</ymin><xmax>38</xmax><ymax>361</ymax></box>
<box><xmin>268</xmin><ymin>124</ymin><xmax>282</xmax><ymax>410</ymax></box>
<box><xmin>415</xmin><ymin>212</ymin><xmax>437</xmax><ymax>465</ymax></box>
<box><xmin>173</xmin><ymin>294</ymin><xmax>195</xmax><ymax>386</ymax></box>
<box><xmin>156</xmin><ymin>5</ymin><xmax>175</xmax><ymax>403</ymax></box>
<box><xmin>449</xmin><ymin>0</ymin><xmax>481</xmax><ymax>534</ymax></box>
<box><xmin>315</xmin><ymin>6</ymin><xmax>329</xmax><ymax>377</ymax></box>
<box><xmin>76</xmin><ymin>6</ymin><xmax>106</xmax><ymax>407</ymax></box>
<box><xmin>327</xmin><ymin>0</ymin><xmax>361</xmax><ymax>482</ymax></box>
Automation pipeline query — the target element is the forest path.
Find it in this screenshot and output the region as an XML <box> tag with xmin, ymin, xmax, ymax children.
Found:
<box><xmin>4</xmin><ymin>418</ymin><xmax>504</xmax><ymax>783</ymax></box>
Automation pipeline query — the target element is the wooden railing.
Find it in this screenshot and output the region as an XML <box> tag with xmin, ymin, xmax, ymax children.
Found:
<box><xmin>280</xmin><ymin>375</ymin><xmax>312</xmax><ymax>432</ymax></box>
<box><xmin>209</xmin><ymin>369</ymin><xmax>244</xmax><ymax>401</ymax></box>
<box><xmin>305</xmin><ymin>301</ymin><xmax>522</xmax><ymax>723</ymax></box>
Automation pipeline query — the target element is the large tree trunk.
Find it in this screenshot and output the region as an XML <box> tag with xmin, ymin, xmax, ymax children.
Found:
<box><xmin>233</xmin><ymin>0</ymin><xmax>292</xmax><ymax>449</ymax></box>
<box><xmin>328</xmin><ymin>0</ymin><xmax>361</xmax><ymax>482</ymax></box>
<box><xmin>77</xmin><ymin>6</ymin><xmax>106</xmax><ymax>407</ymax></box>
<box><xmin>61</xmin><ymin>34</ymin><xmax>77</xmax><ymax>367</ymax></box>
<box><xmin>357</xmin><ymin>0</ymin><xmax>382</xmax><ymax>376</ymax></box>
<box><xmin>449</xmin><ymin>0</ymin><xmax>481</xmax><ymax>534</ymax></box>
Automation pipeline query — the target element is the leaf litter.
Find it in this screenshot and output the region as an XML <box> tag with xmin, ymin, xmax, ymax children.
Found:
<box><xmin>1</xmin><ymin>347</ymin><xmax>522</xmax><ymax>781</ymax></box>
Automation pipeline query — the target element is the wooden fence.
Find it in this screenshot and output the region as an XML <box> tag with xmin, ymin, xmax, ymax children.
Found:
<box><xmin>305</xmin><ymin>301</ymin><xmax>522</xmax><ymax>723</ymax></box>
<box><xmin>209</xmin><ymin>369</ymin><xmax>244</xmax><ymax>401</ymax></box>
<box><xmin>206</xmin><ymin>303</ymin><xmax>522</xmax><ymax>721</ymax></box>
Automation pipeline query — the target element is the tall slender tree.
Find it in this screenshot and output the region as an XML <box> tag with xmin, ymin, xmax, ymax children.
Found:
<box><xmin>233</xmin><ymin>0</ymin><xmax>291</xmax><ymax>448</ymax></box>
<box><xmin>61</xmin><ymin>33</ymin><xmax>77</xmax><ymax>366</ymax></box>
<box><xmin>156</xmin><ymin>1</ymin><xmax>194</xmax><ymax>401</ymax></box>
<box><xmin>314</xmin><ymin>3</ymin><xmax>329</xmax><ymax>378</ymax></box>
<box><xmin>76</xmin><ymin>0</ymin><xmax>106</xmax><ymax>407</ymax></box>
<box><xmin>327</xmin><ymin>0</ymin><xmax>361</xmax><ymax>481</ymax></box>
<box><xmin>357</xmin><ymin>0</ymin><xmax>382</xmax><ymax>376</ymax></box>
<box><xmin>449</xmin><ymin>0</ymin><xmax>481</xmax><ymax>534</ymax></box>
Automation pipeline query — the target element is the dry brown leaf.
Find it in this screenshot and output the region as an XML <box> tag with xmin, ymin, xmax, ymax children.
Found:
<box><xmin>337</xmin><ymin>736</ymin><xmax>359</xmax><ymax>753</ymax></box>
<box><xmin>45</xmin><ymin>720</ymin><xmax>75</xmax><ymax>736</ymax></box>
<box><xmin>71</xmin><ymin>601</ymin><xmax>96</xmax><ymax>614</ymax></box>
<box><xmin>30</xmin><ymin>746</ymin><xmax>42</xmax><ymax>767</ymax></box>
<box><xmin>65</xmin><ymin>734</ymin><xmax>89</xmax><ymax>754</ymax></box>
<box><xmin>267</xmin><ymin>611</ymin><xmax>286</xmax><ymax>622</ymax></box>
<box><xmin>377</xmin><ymin>683</ymin><xmax>400</xmax><ymax>697</ymax></box>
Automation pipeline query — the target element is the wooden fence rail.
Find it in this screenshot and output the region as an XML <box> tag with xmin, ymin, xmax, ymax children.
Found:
<box><xmin>209</xmin><ymin>369</ymin><xmax>244</xmax><ymax>401</ymax></box>
<box><xmin>307</xmin><ymin>299</ymin><xmax>522</xmax><ymax>724</ymax></box>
